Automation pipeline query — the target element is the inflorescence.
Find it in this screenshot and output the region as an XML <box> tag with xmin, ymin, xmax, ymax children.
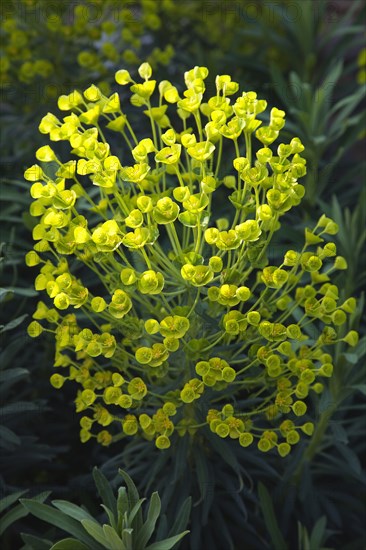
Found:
<box><xmin>26</xmin><ymin>62</ymin><xmax>358</xmax><ymax>455</ymax></box>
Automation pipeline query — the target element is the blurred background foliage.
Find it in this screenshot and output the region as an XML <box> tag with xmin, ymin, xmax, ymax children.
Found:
<box><xmin>0</xmin><ymin>0</ymin><xmax>365</xmax><ymax>548</ymax></box>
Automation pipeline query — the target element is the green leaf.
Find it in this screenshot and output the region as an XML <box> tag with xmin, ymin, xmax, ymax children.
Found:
<box><xmin>52</xmin><ymin>500</ymin><xmax>96</xmax><ymax>522</ymax></box>
<box><xmin>168</xmin><ymin>497</ymin><xmax>191</xmax><ymax>538</ymax></box>
<box><xmin>0</xmin><ymin>288</ymin><xmax>12</xmax><ymax>301</ymax></box>
<box><xmin>92</xmin><ymin>468</ymin><xmax>117</xmax><ymax>521</ymax></box>
<box><xmin>102</xmin><ymin>524</ymin><xmax>126</xmax><ymax>550</ymax></box>
<box><xmin>193</xmin><ymin>446</ymin><xmax>209</xmax><ymax>503</ymax></box>
<box><xmin>0</xmin><ymin>502</ymin><xmax>28</xmax><ymax>536</ymax></box>
<box><xmin>118</xmin><ymin>469</ymin><xmax>143</xmax><ymax>532</ymax></box>
<box><xmin>135</xmin><ymin>492</ymin><xmax>161</xmax><ymax>550</ymax></box>
<box><xmin>297</xmin><ymin>521</ymin><xmax>310</xmax><ymax>550</ymax></box>
<box><xmin>335</xmin><ymin>443</ymin><xmax>361</xmax><ymax>475</ymax></box>
<box><xmin>330</xmin><ymin>422</ymin><xmax>348</xmax><ymax>444</ymax></box>
<box><xmin>318</xmin><ymin>389</ymin><xmax>334</xmax><ymax>414</ymax></box>
<box><xmin>100</xmin><ymin>504</ymin><xmax>118</xmax><ymax>532</ymax></box>
<box><xmin>328</xmin><ymin>87</ymin><xmax>365</xmax><ymax>128</ymax></box>
<box><xmin>145</xmin><ymin>531</ymin><xmax>190</xmax><ymax>550</ymax></box>
<box><xmin>121</xmin><ymin>528</ymin><xmax>133</xmax><ymax>550</ymax></box>
<box><xmin>343</xmin><ymin>353</ymin><xmax>359</xmax><ymax>365</ymax></box>
<box><xmin>0</xmin><ymin>191</ymin><xmax>31</xmax><ymax>204</ymax></box>
<box><xmin>0</xmin><ymin>339</ymin><xmax>26</xmax><ymax>368</ymax></box>
<box><xmin>0</xmin><ymin>492</ymin><xmax>50</xmax><ymax>536</ymax></box>
<box><xmin>20</xmin><ymin>500</ymin><xmax>102</xmax><ymax>550</ymax></box>
<box><xmin>144</xmin><ymin>452</ymin><xmax>169</xmax><ymax>494</ymax></box>
<box><xmin>308</xmin><ymin>516</ymin><xmax>327</xmax><ymax>550</ymax></box>
<box><xmin>258</xmin><ymin>483</ymin><xmax>288</xmax><ymax>550</ymax></box>
<box><xmin>0</xmin><ymin>425</ymin><xmax>21</xmax><ymax>448</ymax></box>
<box><xmin>21</xmin><ymin>533</ymin><xmax>54</xmax><ymax>550</ymax></box>
<box><xmin>127</xmin><ymin>498</ymin><xmax>146</xmax><ymax>526</ymax></box>
<box><xmin>117</xmin><ymin>486</ymin><xmax>129</xmax><ymax>531</ymax></box>
<box><xmin>0</xmin><ymin>401</ymin><xmax>39</xmax><ymax>416</ymax></box>
<box><xmin>0</xmin><ymin>314</ymin><xmax>28</xmax><ymax>333</ymax></box>
<box><xmin>0</xmin><ymin>368</ymin><xmax>28</xmax><ymax>383</ymax></box>
<box><xmin>0</xmin><ymin>489</ymin><xmax>27</xmax><ymax>514</ymax></box>
<box><xmin>206</xmin><ymin>430</ymin><xmax>241</xmax><ymax>475</ymax></box>
<box><xmin>80</xmin><ymin>519</ymin><xmax>109</xmax><ymax>549</ymax></box>
<box><xmin>350</xmin><ymin>384</ymin><xmax>366</xmax><ymax>396</ymax></box>
<box><xmin>320</xmin><ymin>61</ymin><xmax>343</xmax><ymax>104</ymax></box>
<box><xmin>50</xmin><ymin>539</ymin><xmax>91</xmax><ymax>550</ymax></box>
<box><xmin>6</xmin><ymin>287</ymin><xmax>39</xmax><ymax>297</ymax></box>
<box><xmin>171</xmin><ymin>434</ymin><xmax>190</xmax><ymax>485</ymax></box>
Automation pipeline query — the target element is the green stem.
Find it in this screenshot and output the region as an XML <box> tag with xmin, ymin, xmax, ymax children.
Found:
<box><xmin>245</xmin><ymin>132</ymin><xmax>252</xmax><ymax>166</ymax></box>
<box><xmin>194</xmin><ymin>216</ymin><xmax>202</xmax><ymax>254</ymax></box>
<box><xmin>141</xmin><ymin>248</ymin><xmax>152</xmax><ymax>269</ymax></box>
<box><xmin>124</xmin><ymin>115</ymin><xmax>139</xmax><ymax>146</ymax></box>
<box><xmin>215</xmin><ymin>137</ymin><xmax>223</xmax><ymax>178</ymax></box>
<box><xmin>187</xmin><ymin>288</ymin><xmax>201</xmax><ymax>318</ymax></box>
<box><xmin>147</xmin><ymin>100</ymin><xmax>158</xmax><ymax>148</ymax></box>
<box><xmin>167</xmin><ymin>223</ymin><xmax>183</xmax><ymax>258</ymax></box>
<box><xmin>200</xmin><ymin>332</ymin><xmax>225</xmax><ymax>352</ymax></box>
<box><xmin>174</xmin><ymin>165</ymin><xmax>186</xmax><ymax>187</ymax></box>
<box><xmin>194</xmin><ymin>112</ymin><xmax>203</xmax><ymax>141</ymax></box>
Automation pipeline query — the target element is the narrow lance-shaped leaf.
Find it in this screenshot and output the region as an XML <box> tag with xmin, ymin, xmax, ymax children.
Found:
<box><xmin>168</xmin><ymin>497</ymin><xmax>192</xmax><ymax>538</ymax></box>
<box><xmin>118</xmin><ymin>469</ymin><xmax>144</xmax><ymax>532</ymax></box>
<box><xmin>102</xmin><ymin>524</ymin><xmax>126</xmax><ymax>550</ymax></box>
<box><xmin>80</xmin><ymin>519</ymin><xmax>110</xmax><ymax>549</ymax></box>
<box><xmin>145</xmin><ymin>531</ymin><xmax>190</xmax><ymax>550</ymax></box>
<box><xmin>21</xmin><ymin>533</ymin><xmax>54</xmax><ymax>550</ymax></box>
<box><xmin>20</xmin><ymin>500</ymin><xmax>103</xmax><ymax>550</ymax></box>
<box><xmin>50</xmin><ymin>539</ymin><xmax>91</xmax><ymax>550</ymax></box>
<box><xmin>52</xmin><ymin>500</ymin><xmax>98</xmax><ymax>523</ymax></box>
<box><xmin>135</xmin><ymin>492</ymin><xmax>161</xmax><ymax>550</ymax></box>
<box><xmin>258</xmin><ymin>482</ymin><xmax>288</xmax><ymax>550</ymax></box>
<box><xmin>93</xmin><ymin>467</ymin><xmax>117</xmax><ymax>521</ymax></box>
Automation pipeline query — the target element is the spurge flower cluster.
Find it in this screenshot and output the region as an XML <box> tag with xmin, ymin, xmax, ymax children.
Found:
<box><xmin>26</xmin><ymin>63</ymin><xmax>358</xmax><ymax>456</ymax></box>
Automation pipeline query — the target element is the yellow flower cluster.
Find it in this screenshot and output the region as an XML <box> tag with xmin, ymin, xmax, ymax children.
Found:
<box><xmin>26</xmin><ymin>62</ymin><xmax>358</xmax><ymax>454</ymax></box>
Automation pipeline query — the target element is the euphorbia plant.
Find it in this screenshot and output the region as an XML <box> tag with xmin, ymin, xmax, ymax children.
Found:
<box><xmin>26</xmin><ymin>62</ymin><xmax>358</xmax><ymax>457</ymax></box>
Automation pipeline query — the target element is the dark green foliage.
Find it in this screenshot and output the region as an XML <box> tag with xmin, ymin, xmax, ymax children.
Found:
<box><xmin>18</xmin><ymin>469</ymin><xmax>190</xmax><ymax>549</ymax></box>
